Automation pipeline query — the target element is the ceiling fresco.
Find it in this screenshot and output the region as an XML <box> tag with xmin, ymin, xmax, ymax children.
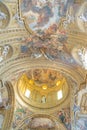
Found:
<box><xmin>20</xmin><ymin>34</ymin><xmax>77</xmax><ymax>65</ymax></box>
<box><xmin>76</xmin><ymin>117</ymin><xmax>87</xmax><ymax>130</ymax></box>
<box><xmin>0</xmin><ymin>0</ymin><xmax>87</xmax><ymax>130</ymax></box>
<box><xmin>29</xmin><ymin>117</ymin><xmax>55</xmax><ymax>128</ymax></box>
<box><xmin>26</xmin><ymin>69</ymin><xmax>63</xmax><ymax>87</ymax></box>
<box><xmin>13</xmin><ymin>114</ymin><xmax>67</xmax><ymax>130</ymax></box>
<box><xmin>17</xmin><ymin>69</ymin><xmax>69</xmax><ymax>109</ymax></box>
<box><xmin>18</xmin><ymin>0</ymin><xmax>87</xmax><ymax>68</ymax></box>
<box><xmin>19</xmin><ymin>0</ymin><xmax>87</xmax><ymax>34</ymax></box>
<box><xmin>0</xmin><ymin>0</ymin><xmax>87</xmax><ymax>68</ymax></box>
<box><xmin>20</xmin><ymin>0</ymin><xmax>74</xmax><ymax>35</ymax></box>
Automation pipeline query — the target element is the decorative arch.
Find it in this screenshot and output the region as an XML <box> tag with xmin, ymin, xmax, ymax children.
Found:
<box><xmin>15</xmin><ymin>114</ymin><xmax>67</xmax><ymax>130</ymax></box>
<box><xmin>0</xmin><ymin>81</ymin><xmax>15</xmax><ymax>130</ymax></box>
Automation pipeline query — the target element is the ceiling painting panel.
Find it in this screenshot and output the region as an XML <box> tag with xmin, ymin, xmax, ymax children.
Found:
<box><xmin>19</xmin><ymin>0</ymin><xmax>74</xmax><ymax>35</ymax></box>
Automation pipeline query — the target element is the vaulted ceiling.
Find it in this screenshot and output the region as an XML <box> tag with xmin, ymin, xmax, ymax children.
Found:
<box><xmin>0</xmin><ymin>0</ymin><xmax>87</xmax><ymax>130</ymax></box>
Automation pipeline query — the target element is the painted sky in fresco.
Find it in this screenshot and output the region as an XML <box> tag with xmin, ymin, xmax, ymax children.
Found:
<box><xmin>20</xmin><ymin>0</ymin><xmax>74</xmax><ymax>33</ymax></box>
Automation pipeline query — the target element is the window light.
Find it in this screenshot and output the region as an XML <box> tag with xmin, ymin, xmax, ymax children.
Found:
<box><xmin>57</xmin><ymin>90</ymin><xmax>63</xmax><ymax>100</ymax></box>
<box><xmin>25</xmin><ymin>89</ymin><xmax>31</xmax><ymax>98</ymax></box>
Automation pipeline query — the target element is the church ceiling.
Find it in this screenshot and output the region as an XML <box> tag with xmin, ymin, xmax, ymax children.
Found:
<box><xmin>0</xmin><ymin>0</ymin><xmax>87</xmax><ymax>69</ymax></box>
<box><xmin>0</xmin><ymin>0</ymin><xmax>87</xmax><ymax>130</ymax></box>
<box><xmin>17</xmin><ymin>69</ymin><xmax>69</xmax><ymax>110</ymax></box>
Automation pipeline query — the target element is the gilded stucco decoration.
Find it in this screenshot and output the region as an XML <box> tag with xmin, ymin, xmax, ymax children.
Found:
<box><xmin>17</xmin><ymin>69</ymin><xmax>69</xmax><ymax>109</ymax></box>
<box><xmin>0</xmin><ymin>0</ymin><xmax>87</xmax><ymax>130</ymax></box>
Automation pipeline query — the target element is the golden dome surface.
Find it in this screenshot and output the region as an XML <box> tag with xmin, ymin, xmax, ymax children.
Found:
<box><xmin>17</xmin><ymin>68</ymin><xmax>69</xmax><ymax>109</ymax></box>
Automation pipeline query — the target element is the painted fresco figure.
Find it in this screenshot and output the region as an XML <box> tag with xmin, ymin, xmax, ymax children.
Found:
<box><xmin>58</xmin><ymin>111</ymin><xmax>65</xmax><ymax>123</ymax></box>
